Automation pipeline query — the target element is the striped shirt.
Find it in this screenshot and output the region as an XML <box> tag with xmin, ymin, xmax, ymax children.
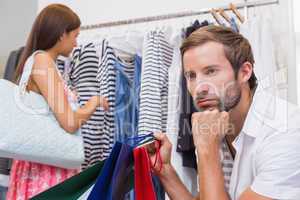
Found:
<box><xmin>221</xmin><ymin>139</ymin><xmax>234</xmax><ymax>192</ymax></box>
<box><xmin>57</xmin><ymin>43</ymin><xmax>114</xmax><ymax>169</ymax></box>
<box><xmin>195</xmin><ymin>139</ymin><xmax>234</xmax><ymax>193</ymax></box>
<box><xmin>138</xmin><ymin>30</ymin><xmax>173</xmax><ymax>135</ymax></box>
<box><xmin>96</xmin><ymin>40</ymin><xmax>116</xmax><ymax>156</ymax></box>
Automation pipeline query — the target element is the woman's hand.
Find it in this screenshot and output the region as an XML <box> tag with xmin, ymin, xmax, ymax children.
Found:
<box><xmin>94</xmin><ymin>96</ymin><xmax>109</xmax><ymax>111</ymax></box>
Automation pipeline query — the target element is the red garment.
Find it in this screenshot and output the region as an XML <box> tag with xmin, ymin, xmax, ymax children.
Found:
<box><xmin>6</xmin><ymin>160</ymin><xmax>78</xmax><ymax>200</ymax></box>
<box><xmin>134</xmin><ymin>147</ymin><xmax>157</xmax><ymax>200</ymax></box>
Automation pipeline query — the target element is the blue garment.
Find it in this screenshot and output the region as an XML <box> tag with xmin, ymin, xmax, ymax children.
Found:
<box><xmin>87</xmin><ymin>142</ymin><xmax>122</xmax><ymax>200</ymax></box>
<box><xmin>152</xmin><ymin>176</ymin><xmax>165</xmax><ymax>200</ymax></box>
<box><xmin>111</xmin><ymin>143</ymin><xmax>134</xmax><ymax>200</ymax></box>
<box><xmin>230</xmin><ymin>17</ymin><xmax>239</xmax><ymax>32</ymax></box>
<box><xmin>114</xmin><ymin>55</ymin><xmax>142</xmax><ymax>144</ymax></box>
<box><xmin>113</xmin><ymin>55</ymin><xmax>142</xmax><ymax>200</ymax></box>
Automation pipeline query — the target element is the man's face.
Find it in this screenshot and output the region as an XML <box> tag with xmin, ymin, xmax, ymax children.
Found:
<box><xmin>183</xmin><ymin>41</ymin><xmax>242</xmax><ymax>112</ymax></box>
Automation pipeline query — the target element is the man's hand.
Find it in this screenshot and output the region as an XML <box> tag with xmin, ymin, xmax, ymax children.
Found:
<box><xmin>192</xmin><ymin>110</ymin><xmax>231</xmax><ymax>200</ymax></box>
<box><xmin>192</xmin><ymin>110</ymin><xmax>230</xmax><ymax>154</ymax></box>
<box><xmin>146</xmin><ymin>132</ymin><xmax>172</xmax><ymax>175</ymax></box>
<box><xmin>146</xmin><ymin>133</ymin><xmax>196</xmax><ymax>200</ymax></box>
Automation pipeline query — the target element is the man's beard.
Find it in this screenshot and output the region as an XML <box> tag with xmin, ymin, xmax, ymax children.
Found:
<box><xmin>193</xmin><ymin>81</ymin><xmax>242</xmax><ymax>112</ymax></box>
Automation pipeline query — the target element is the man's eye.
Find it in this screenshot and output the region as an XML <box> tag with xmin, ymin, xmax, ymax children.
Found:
<box><xmin>206</xmin><ymin>69</ymin><xmax>217</xmax><ymax>75</ymax></box>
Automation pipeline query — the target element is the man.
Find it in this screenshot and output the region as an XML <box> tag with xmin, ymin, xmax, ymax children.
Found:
<box><xmin>149</xmin><ymin>25</ymin><xmax>300</xmax><ymax>200</ymax></box>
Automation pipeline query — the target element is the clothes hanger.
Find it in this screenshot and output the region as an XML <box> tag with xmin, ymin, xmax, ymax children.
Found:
<box><xmin>124</xmin><ymin>29</ymin><xmax>144</xmax><ymax>57</ymax></box>
<box><xmin>108</xmin><ymin>27</ymin><xmax>141</xmax><ymax>61</ymax></box>
<box><xmin>218</xmin><ymin>8</ymin><xmax>231</xmax><ymax>25</ymax></box>
<box><xmin>105</xmin><ymin>25</ymin><xmax>133</xmax><ymax>54</ymax></box>
<box><xmin>229</xmin><ymin>3</ymin><xmax>245</xmax><ymax>23</ymax></box>
<box><xmin>210</xmin><ymin>8</ymin><xmax>223</xmax><ymax>25</ymax></box>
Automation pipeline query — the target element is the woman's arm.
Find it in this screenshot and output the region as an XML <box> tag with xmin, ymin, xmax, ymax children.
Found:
<box><xmin>31</xmin><ymin>53</ymin><xmax>108</xmax><ymax>133</ymax></box>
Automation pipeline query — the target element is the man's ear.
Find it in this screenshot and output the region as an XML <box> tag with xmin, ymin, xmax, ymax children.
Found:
<box><xmin>238</xmin><ymin>61</ymin><xmax>253</xmax><ymax>84</ymax></box>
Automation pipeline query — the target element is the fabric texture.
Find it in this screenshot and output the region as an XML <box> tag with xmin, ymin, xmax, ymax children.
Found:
<box><xmin>111</xmin><ymin>143</ymin><xmax>134</xmax><ymax>200</ymax></box>
<box><xmin>114</xmin><ymin>54</ymin><xmax>142</xmax><ymax>143</ymax></box>
<box><xmin>58</xmin><ymin>43</ymin><xmax>114</xmax><ymax>169</ymax></box>
<box><xmin>0</xmin><ymin>186</ymin><xmax>7</xmax><ymax>200</ymax></box>
<box><xmin>4</xmin><ymin>50</ymin><xmax>82</xmax><ymax>200</ymax></box>
<box><xmin>227</xmin><ymin>87</ymin><xmax>300</xmax><ymax>199</ymax></box>
<box><xmin>87</xmin><ymin>142</ymin><xmax>122</xmax><ymax>200</ymax></box>
<box><xmin>137</xmin><ymin>30</ymin><xmax>173</xmax><ymax>200</ymax></box>
<box><xmin>31</xmin><ymin>161</ymin><xmax>104</xmax><ymax>200</ymax></box>
<box><xmin>95</xmin><ymin>40</ymin><xmax>118</xmax><ymax>162</ymax></box>
<box><xmin>7</xmin><ymin>160</ymin><xmax>78</xmax><ymax>200</ymax></box>
<box><xmin>138</xmin><ymin>30</ymin><xmax>173</xmax><ymax>135</ymax></box>
<box><xmin>134</xmin><ymin>147</ymin><xmax>157</xmax><ymax>200</ymax></box>
<box><xmin>0</xmin><ymin>51</ymin><xmax>84</xmax><ymax>169</ymax></box>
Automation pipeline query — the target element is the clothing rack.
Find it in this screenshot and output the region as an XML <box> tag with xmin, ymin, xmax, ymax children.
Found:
<box><xmin>81</xmin><ymin>0</ymin><xmax>279</xmax><ymax>30</ymax></box>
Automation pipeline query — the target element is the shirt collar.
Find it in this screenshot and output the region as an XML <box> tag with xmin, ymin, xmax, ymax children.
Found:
<box><xmin>240</xmin><ymin>86</ymin><xmax>275</xmax><ymax>138</ymax></box>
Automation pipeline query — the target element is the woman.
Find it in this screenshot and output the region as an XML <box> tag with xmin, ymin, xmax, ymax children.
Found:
<box><xmin>7</xmin><ymin>4</ymin><xmax>108</xmax><ymax>200</ymax></box>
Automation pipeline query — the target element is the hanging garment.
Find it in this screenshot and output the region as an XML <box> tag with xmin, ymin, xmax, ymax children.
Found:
<box><xmin>230</xmin><ymin>17</ymin><xmax>239</xmax><ymax>32</ymax></box>
<box><xmin>176</xmin><ymin>70</ymin><xmax>198</xmax><ymax>169</ymax></box>
<box><xmin>73</xmin><ymin>43</ymin><xmax>113</xmax><ymax>169</ymax></box>
<box><xmin>114</xmin><ymin>54</ymin><xmax>142</xmax><ymax>143</ymax></box>
<box><xmin>111</xmin><ymin>143</ymin><xmax>134</xmax><ymax>200</ymax></box>
<box><xmin>31</xmin><ymin>161</ymin><xmax>104</xmax><ymax>200</ymax></box>
<box><xmin>96</xmin><ymin>40</ymin><xmax>117</xmax><ymax>160</ymax></box>
<box><xmin>57</xmin><ymin>43</ymin><xmax>115</xmax><ymax>169</ymax></box>
<box><xmin>87</xmin><ymin>142</ymin><xmax>122</xmax><ymax>200</ymax></box>
<box><xmin>138</xmin><ymin>30</ymin><xmax>173</xmax><ymax>135</ymax></box>
<box><xmin>0</xmin><ymin>47</ymin><xmax>24</xmax><ymax>199</ymax></box>
<box><xmin>134</xmin><ymin>147</ymin><xmax>157</xmax><ymax>200</ymax></box>
<box><xmin>1</xmin><ymin>47</ymin><xmax>24</xmax><ymax>197</ymax></box>
<box><xmin>137</xmin><ymin>30</ymin><xmax>173</xmax><ymax>200</ymax></box>
<box><xmin>166</xmin><ymin>32</ymin><xmax>198</xmax><ymax>199</ymax></box>
<box><xmin>185</xmin><ymin>20</ymin><xmax>209</xmax><ymax>38</ymax></box>
<box><xmin>240</xmin><ymin>15</ymin><xmax>276</xmax><ymax>93</ymax></box>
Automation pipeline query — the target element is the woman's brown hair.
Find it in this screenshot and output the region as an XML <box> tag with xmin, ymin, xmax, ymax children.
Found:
<box><xmin>14</xmin><ymin>4</ymin><xmax>81</xmax><ymax>83</ymax></box>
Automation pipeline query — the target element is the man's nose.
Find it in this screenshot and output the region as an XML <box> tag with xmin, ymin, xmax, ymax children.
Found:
<box><xmin>194</xmin><ymin>83</ymin><xmax>210</xmax><ymax>98</ymax></box>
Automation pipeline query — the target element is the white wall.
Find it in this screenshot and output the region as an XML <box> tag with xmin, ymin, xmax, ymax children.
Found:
<box><xmin>0</xmin><ymin>0</ymin><xmax>38</xmax><ymax>78</ymax></box>
<box><xmin>294</xmin><ymin>0</ymin><xmax>300</xmax><ymax>105</ymax></box>
<box><xmin>296</xmin><ymin>35</ymin><xmax>300</xmax><ymax>105</ymax></box>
